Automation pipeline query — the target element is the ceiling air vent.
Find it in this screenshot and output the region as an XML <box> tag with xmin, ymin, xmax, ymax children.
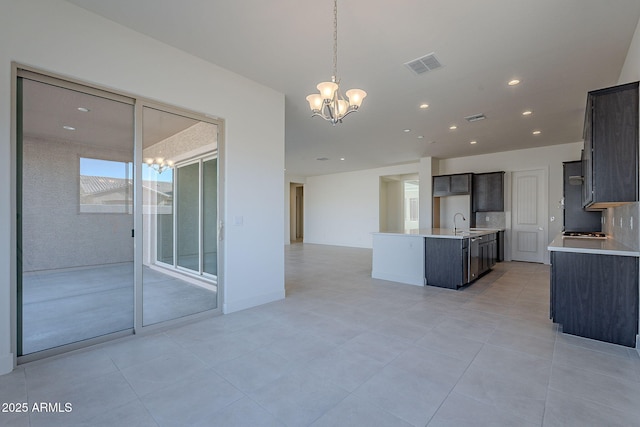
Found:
<box><xmin>464</xmin><ymin>113</ymin><xmax>486</xmax><ymax>123</ymax></box>
<box><xmin>404</xmin><ymin>53</ymin><xmax>442</xmax><ymax>75</ymax></box>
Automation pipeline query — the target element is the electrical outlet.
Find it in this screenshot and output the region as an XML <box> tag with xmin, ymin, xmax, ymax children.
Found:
<box><xmin>631</xmin><ymin>217</ymin><xmax>634</xmax><ymax>230</ymax></box>
<box><xmin>620</xmin><ymin>217</ymin><xmax>624</xmax><ymax>228</ymax></box>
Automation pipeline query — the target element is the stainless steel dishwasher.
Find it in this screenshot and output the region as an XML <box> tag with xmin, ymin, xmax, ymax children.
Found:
<box><xmin>469</xmin><ymin>235</ymin><xmax>482</xmax><ymax>282</ymax></box>
<box><xmin>462</xmin><ymin>237</ymin><xmax>469</xmax><ymax>284</ymax></box>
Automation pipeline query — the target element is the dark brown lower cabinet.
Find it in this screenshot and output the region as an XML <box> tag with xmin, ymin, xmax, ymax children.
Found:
<box><xmin>425</xmin><ymin>237</ymin><xmax>466</xmax><ymax>289</ymax></box>
<box><xmin>550</xmin><ymin>251</ymin><xmax>639</xmax><ymax>347</ymax></box>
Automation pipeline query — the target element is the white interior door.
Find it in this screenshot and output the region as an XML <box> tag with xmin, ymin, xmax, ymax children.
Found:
<box><xmin>511</xmin><ymin>169</ymin><xmax>547</xmax><ymax>263</ymax></box>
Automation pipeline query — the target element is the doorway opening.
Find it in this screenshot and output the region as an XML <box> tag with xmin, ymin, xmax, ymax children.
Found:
<box><xmin>290</xmin><ymin>183</ymin><xmax>304</xmax><ymax>243</ymax></box>
<box><xmin>379</xmin><ymin>174</ymin><xmax>419</xmax><ymax>232</ymax></box>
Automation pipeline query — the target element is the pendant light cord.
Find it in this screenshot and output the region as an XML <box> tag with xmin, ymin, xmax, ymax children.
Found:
<box><xmin>332</xmin><ymin>0</ymin><xmax>338</xmax><ymax>80</ymax></box>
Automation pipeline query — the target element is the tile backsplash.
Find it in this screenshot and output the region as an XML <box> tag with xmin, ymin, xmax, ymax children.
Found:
<box><xmin>475</xmin><ymin>212</ymin><xmax>506</xmax><ymax>229</ymax></box>
<box><xmin>603</xmin><ymin>202</ymin><xmax>640</xmax><ymax>250</ymax></box>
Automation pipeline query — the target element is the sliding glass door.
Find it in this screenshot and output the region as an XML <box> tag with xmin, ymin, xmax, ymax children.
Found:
<box><xmin>175</xmin><ymin>158</ymin><xmax>218</xmax><ymax>277</ymax></box>
<box><xmin>16</xmin><ymin>70</ymin><xmax>222</xmax><ymax>360</ymax></box>
<box><xmin>203</xmin><ymin>158</ymin><xmax>218</xmax><ymax>276</ymax></box>
<box><xmin>141</xmin><ymin>106</ymin><xmax>218</xmax><ymax>326</ymax></box>
<box><xmin>17</xmin><ymin>73</ymin><xmax>135</xmax><ymax>356</ymax></box>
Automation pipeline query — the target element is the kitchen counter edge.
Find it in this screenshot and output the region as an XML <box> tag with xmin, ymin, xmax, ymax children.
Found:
<box><xmin>373</xmin><ymin>228</ymin><xmax>503</xmax><ymax>239</ymax></box>
<box><xmin>548</xmin><ymin>234</ymin><xmax>640</xmax><ymax>257</ymax></box>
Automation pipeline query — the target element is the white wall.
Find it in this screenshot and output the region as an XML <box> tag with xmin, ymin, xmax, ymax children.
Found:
<box><xmin>305</xmin><ymin>164</ymin><xmax>419</xmax><ymax>248</ymax></box>
<box><xmin>619</xmin><ymin>16</ymin><xmax>640</xmax><ymax>84</ymax></box>
<box><xmin>0</xmin><ymin>0</ymin><xmax>285</xmax><ymax>374</ymax></box>
<box><xmin>418</xmin><ymin>157</ymin><xmax>438</xmax><ymax>229</ymax></box>
<box><xmin>439</xmin><ymin>195</ymin><xmax>471</xmax><ymax>230</ymax></box>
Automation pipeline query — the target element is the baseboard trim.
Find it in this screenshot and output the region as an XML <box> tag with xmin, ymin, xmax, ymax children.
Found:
<box><xmin>223</xmin><ymin>289</ymin><xmax>285</xmax><ymax>314</ymax></box>
<box><xmin>0</xmin><ymin>353</ymin><xmax>14</xmax><ymax>375</ymax></box>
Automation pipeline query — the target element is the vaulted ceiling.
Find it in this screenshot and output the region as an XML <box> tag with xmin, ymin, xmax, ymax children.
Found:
<box><xmin>65</xmin><ymin>0</ymin><xmax>640</xmax><ymax>176</ymax></box>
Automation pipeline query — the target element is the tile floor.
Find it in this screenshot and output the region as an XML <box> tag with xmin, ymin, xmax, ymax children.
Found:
<box><xmin>2</xmin><ymin>243</ymin><xmax>640</xmax><ymax>426</ymax></box>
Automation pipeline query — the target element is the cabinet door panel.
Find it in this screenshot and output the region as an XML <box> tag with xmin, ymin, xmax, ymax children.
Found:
<box><xmin>583</xmin><ymin>82</ymin><xmax>638</xmax><ymax>208</ymax></box>
<box><xmin>425</xmin><ymin>237</ymin><xmax>464</xmax><ymax>289</ymax></box>
<box><xmin>473</xmin><ymin>172</ymin><xmax>504</xmax><ymax>212</ymax></box>
<box><xmin>450</xmin><ymin>174</ymin><xmax>470</xmax><ymax>194</ymax></box>
<box><xmin>433</xmin><ymin>175</ymin><xmax>450</xmax><ymax>196</ymax></box>
<box><xmin>551</xmin><ymin>251</ymin><xmax>638</xmax><ymax>347</ymax></box>
<box><xmin>592</xmin><ymin>87</ymin><xmax>638</xmax><ymax>204</ymax></box>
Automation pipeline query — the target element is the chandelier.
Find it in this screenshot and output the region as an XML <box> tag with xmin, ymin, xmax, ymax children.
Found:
<box><xmin>144</xmin><ymin>157</ymin><xmax>174</xmax><ymax>174</ymax></box>
<box><xmin>306</xmin><ymin>0</ymin><xmax>366</xmax><ymax>125</ymax></box>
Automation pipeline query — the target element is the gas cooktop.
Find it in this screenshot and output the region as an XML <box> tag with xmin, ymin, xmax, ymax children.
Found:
<box><xmin>562</xmin><ymin>231</ymin><xmax>607</xmax><ymax>239</ymax></box>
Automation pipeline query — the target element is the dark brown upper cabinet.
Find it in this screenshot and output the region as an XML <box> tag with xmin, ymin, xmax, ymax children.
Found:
<box><xmin>472</xmin><ymin>172</ymin><xmax>504</xmax><ymax>212</ymax></box>
<box><xmin>432</xmin><ymin>173</ymin><xmax>472</xmax><ymax>197</ymax></box>
<box><xmin>582</xmin><ymin>81</ymin><xmax>639</xmax><ymax>210</ymax></box>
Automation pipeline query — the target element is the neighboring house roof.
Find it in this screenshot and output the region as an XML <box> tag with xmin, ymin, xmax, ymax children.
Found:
<box><xmin>80</xmin><ymin>176</ymin><xmax>130</xmax><ymax>196</ymax></box>
<box><xmin>80</xmin><ymin>176</ymin><xmax>172</xmax><ymax>197</ymax></box>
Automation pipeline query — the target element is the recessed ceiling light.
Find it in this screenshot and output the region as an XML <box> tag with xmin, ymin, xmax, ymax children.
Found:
<box><xmin>63</xmin><ymin>125</ymin><xmax>76</xmax><ymax>131</ymax></box>
<box><xmin>417</xmin><ymin>135</ymin><xmax>424</xmax><ymax>139</ymax></box>
<box><xmin>403</xmin><ymin>129</ymin><xmax>411</xmax><ymax>133</ymax></box>
<box><xmin>419</xmin><ymin>103</ymin><xmax>429</xmax><ymax>109</ymax></box>
<box><xmin>522</xmin><ymin>110</ymin><xmax>532</xmax><ymax>116</ymax></box>
<box><xmin>449</xmin><ymin>125</ymin><xmax>457</xmax><ymax>130</ymax></box>
<box><xmin>77</xmin><ymin>107</ymin><xmax>90</xmax><ymax>112</ymax></box>
<box><xmin>340</xmin><ymin>157</ymin><xmax>345</xmax><ymax>161</ymax></box>
<box><xmin>470</xmin><ymin>140</ymin><xmax>477</xmax><ymax>145</ymax></box>
<box><xmin>532</xmin><ymin>130</ymin><xmax>541</xmax><ymax>135</ymax></box>
<box><xmin>316</xmin><ymin>157</ymin><xmax>329</xmax><ymax>161</ymax></box>
<box><xmin>508</xmin><ymin>79</ymin><xmax>521</xmax><ymax>86</ymax></box>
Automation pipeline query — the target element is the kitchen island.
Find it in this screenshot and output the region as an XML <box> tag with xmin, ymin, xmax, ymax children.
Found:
<box><xmin>372</xmin><ymin>228</ymin><xmax>501</xmax><ymax>289</ymax></box>
<box><xmin>548</xmin><ymin>234</ymin><xmax>639</xmax><ymax>347</ymax></box>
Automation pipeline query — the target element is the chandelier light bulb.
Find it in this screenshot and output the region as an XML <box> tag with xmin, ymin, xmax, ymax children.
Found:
<box><xmin>345</xmin><ymin>88</ymin><xmax>367</xmax><ymax>108</ymax></box>
<box><xmin>306</xmin><ymin>94</ymin><xmax>323</xmax><ymax>111</ymax></box>
<box><xmin>317</xmin><ymin>81</ymin><xmax>339</xmax><ymax>101</ymax></box>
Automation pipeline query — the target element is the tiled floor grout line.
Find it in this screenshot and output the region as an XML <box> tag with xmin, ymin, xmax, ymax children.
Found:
<box><xmin>540</xmin><ymin>321</ymin><xmax>560</xmax><ymax>427</ymax></box>
<box><xmin>423</xmin><ymin>339</ymin><xmax>487</xmax><ymax>427</ymax></box>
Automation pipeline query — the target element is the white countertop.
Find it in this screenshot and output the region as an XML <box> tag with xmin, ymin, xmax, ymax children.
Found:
<box><xmin>548</xmin><ymin>234</ymin><xmax>640</xmax><ymax>257</ymax></box>
<box><xmin>374</xmin><ymin>228</ymin><xmax>502</xmax><ymax>239</ymax></box>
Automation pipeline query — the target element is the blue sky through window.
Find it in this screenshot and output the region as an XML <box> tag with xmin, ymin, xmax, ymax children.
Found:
<box><xmin>80</xmin><ymin>157</ymin><xmax>131</xmax><ymax>179</ymax></box>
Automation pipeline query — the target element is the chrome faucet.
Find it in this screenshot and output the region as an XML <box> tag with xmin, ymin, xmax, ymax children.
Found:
<box><xmin>453</xmin><ymin>212</ymin><xmax>466</xmax><ymax>233</ymax></box>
